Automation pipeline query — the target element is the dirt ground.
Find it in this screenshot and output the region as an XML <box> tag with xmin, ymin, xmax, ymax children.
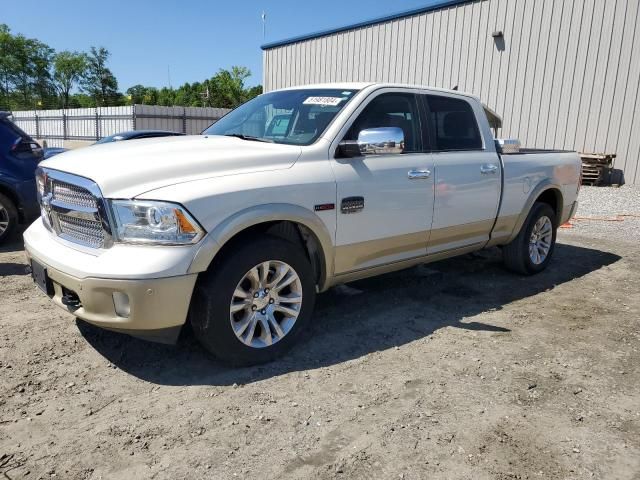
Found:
<box><xmin>1</xmin><ymin>198</ymin><xmax>639</xmax><ymax>479</ymax></box>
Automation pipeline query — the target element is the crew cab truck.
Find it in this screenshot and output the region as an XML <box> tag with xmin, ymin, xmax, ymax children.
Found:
<box><xmin>24</xmin><ymin>83</ymin><xmax>580</xmax><ymax>366</ymax></box>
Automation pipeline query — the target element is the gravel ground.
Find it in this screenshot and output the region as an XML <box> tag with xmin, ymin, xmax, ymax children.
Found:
<box><xmin>566</xmin><ymin>185</ymin><xmax>640</xmax><ymax>239</ymax></box>
<box><xmin>1</xmin><ymin>187</ymin><xmax>639</xmax><ymax>480</ymax></box>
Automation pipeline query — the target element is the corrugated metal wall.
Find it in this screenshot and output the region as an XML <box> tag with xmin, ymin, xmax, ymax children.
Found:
<box><xmin>263</xmin><ymin>0</ymin><xmax>640</xmax><ymax>184</ymax></box>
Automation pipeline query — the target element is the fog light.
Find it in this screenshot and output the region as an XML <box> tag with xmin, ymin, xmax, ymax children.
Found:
<box><xmin>113</xmin><ymin>292</ymin><xmax>130</xmax><ymax>318</ymax></box>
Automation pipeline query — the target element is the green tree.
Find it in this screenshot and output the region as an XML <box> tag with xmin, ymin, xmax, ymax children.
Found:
<box><xmin>125</xmin><ymin>84</ymin><xmax>147</xmax><ymax>104</ymax></box>
<box><xmin>0</xmin><ymin>25</ymin><xmax>54</xmax><ymax>109</ymax></box>
<box><xmin>53</xmin><ymin>51</ymin><xmax>87</xmax><ymax>108</ymax></box>
<box><xmin>0</xmin><ymin>25</ymin><xmax>18</xmax><ymax>108</ymax></box>
<box><xmin>207</xmin><ymin>66</ymin><xmax>251</xmax><ymax>108</ymax></box>
<box><xmin>68</xmin><ymin>93</ymin><xmax>97</xmax><ymax>108</ymax></box>
<box><xmin>245</xmin><ymin>85</ymin><xmax>263</xmax><ymax>100</ymax></box>
<box><xmin>157</xmin><ymin>86</ymin><xmax>175</xmax><ymax>106</ymax></box>
<box><xmin>81</xmin><ymin>46</ymin><xmax>118</xmax><ymax>106</ymax></box>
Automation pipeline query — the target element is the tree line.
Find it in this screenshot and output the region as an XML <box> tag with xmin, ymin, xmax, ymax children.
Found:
<box><xmin>0</xmin><ymin>24</ymin><xmax>262</xmax><ymax>111</ymax></box>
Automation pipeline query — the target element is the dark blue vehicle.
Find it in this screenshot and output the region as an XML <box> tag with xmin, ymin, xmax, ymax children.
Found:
<box><xmin>0</xmin><ymin>112</ymin><xmax>43</xmax><ymax>244</ymax></box>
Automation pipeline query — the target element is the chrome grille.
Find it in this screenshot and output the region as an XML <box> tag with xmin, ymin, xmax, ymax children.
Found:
<box><xmin>52</xmin><ymin>182</ymin><xmax>98</xmax><ymax>209</ymax></box>
<box><xmin>39</xmin><ymin>169</ymin><xmax>112</xmax><ymax>249</ymax></box>
<box><xmin>58</xmin><ymin>214</ymin><xmax>105</xmax><ymax>248</ymax></box>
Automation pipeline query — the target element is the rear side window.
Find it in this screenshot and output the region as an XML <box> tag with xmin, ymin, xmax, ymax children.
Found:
<box><xmin>0</xmin><ymin>118</ymin><xmax>27</xmax><ymax>152</ymax></box>
<box><xmin>424</xmin><ymin>95</ymin><xmax>482</xmax><ymax>151</ymax></box>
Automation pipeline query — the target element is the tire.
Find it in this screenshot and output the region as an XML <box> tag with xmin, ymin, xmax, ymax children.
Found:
<box><xmin>190</xmin><ymin>235</ymin><xmax>316</xmax><ymax>366</ymax></box>
<box><xmin>0</xmin><ymin>192</ymin><xmax>18</xmax><ymax>245</ymax></box>
<box><xmin>503</xmin><ymin>202</ymin><xmax>557</xmax><ymax>275</ymax></box>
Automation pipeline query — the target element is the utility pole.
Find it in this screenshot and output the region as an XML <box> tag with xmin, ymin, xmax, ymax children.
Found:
<box><xmin>200</xmin><ymin>85</ymin><xmax>209</xmax><ymax>107</ymax></box>
<box><xmin>261</xmin><ymin>11</ymin><xmax>266</xmax><ymax>39</ymax></box>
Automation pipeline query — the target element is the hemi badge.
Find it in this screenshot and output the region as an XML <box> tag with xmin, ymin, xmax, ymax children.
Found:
<box><xmin>314</xmin><ymin>203</ymin><xmax>335</xmax><ymax>212</ymax></box>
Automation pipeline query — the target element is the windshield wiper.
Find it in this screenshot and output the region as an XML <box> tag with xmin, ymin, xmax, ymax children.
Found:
<box><xmin>223</xmin><ymin>133</ymin><xmax>274</xmax><ymax>143</ymax></box>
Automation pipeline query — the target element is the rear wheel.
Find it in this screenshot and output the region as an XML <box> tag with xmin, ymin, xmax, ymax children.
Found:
<box><xmin>0</xmin><ymin>193</ymin><xmax>18</xmax><ymax>245</ymax></box>
<box><xmin>190</xmin><ymin>236</ymin><xmax>316</xmax><ymax>366</ymax></box>
<box><xmin>503</xmin><ymin>202</ymin><xmax>557</xmax><ymax>275</ymax></box>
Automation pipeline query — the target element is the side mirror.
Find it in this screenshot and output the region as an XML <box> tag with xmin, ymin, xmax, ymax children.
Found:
<box><xmin>337</xmin><ymin>127</ymin><xmax>405</xmax><ymax>158</ymax></box>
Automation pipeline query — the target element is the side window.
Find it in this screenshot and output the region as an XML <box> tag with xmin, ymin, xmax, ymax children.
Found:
<box><xmin>346</xmin><ymin>93</ymin><xmax>422</xmax><ymax>153</ymax></box>
<box><xmin>0</xmin><ymin>118</ymin><xmax>24</xmax><ymax>153</ymax></box>
<box><xmin>425</xmin><ymin>95</ymin><xmax>482</xmax><ymax>151</ymax></box>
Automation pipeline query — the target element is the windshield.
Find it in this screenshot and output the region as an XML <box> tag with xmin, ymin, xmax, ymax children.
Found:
<box><xmin>203</xmin><ymin>88</ymin><xmax>359</xmax><ymax>146</ymax></box>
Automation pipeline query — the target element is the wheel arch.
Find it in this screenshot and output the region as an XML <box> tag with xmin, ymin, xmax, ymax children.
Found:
<box><xmin>0</xmin><ymin>182</ymin><xmax>20</xmax><ymax>210</ymax></box>
<box><xmin>0</xmin><ymin>182</ymin><xmax>21</xmax><ymax>221</ymax></box>
<box><xmin>507</xmin><ymin>181</ymin><xmax>564</xmax><ymax>243</ymax></box>
<box><xmin>188</xmin><ymin>204</ymin><xmax>334</xmax><ymax>291</ymax></box>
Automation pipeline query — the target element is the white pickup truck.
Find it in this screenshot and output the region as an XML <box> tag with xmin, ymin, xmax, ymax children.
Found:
<box><xmin>24</xmin><ymin>83</ymin><xmax>580</xmax><ymax>365</ymax></box>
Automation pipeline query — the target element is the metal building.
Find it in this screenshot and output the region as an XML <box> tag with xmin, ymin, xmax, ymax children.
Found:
<box><xmin>262</xmin><ymin>0</ymin><xmax>640</xmax><ymax>184</ymax></box>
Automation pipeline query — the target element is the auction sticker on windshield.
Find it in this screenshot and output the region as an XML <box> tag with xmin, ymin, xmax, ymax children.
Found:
<box><xmin>303</xmin><ymin>96</ymin><xmax>344</xmax><ymax>107</ymax></box>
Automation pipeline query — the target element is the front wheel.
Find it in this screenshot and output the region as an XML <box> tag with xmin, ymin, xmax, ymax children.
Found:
<box><xmin>0</xmin><ymin>193</ymin><xmax>18</xmax><ymax>245</ymax></box>
<box><xmin>502</xmin><ymin>202</ymin><xmax>557</xmax><ymax>275</ymax></box>
<box><xmin>190</xmin><ymin>236</ymin><xmax>316</xmax><ymax>366</ymax></box>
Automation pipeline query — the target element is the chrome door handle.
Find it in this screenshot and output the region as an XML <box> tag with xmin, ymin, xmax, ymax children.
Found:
<box><xmin>480</xmin><ymin>164</ymin><xmax>499</xmax><ymax>174</ymax></box>
<box><xmin>408</xmin><ymin>169</ymin><xmax>431</xmax><ymax>179</ymax></box>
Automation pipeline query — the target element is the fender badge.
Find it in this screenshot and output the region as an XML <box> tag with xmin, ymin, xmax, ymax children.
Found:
<box><xmin>314</xmin><ymin>203</ymin><xmax>335</xmax><ymax>212</ymax></box>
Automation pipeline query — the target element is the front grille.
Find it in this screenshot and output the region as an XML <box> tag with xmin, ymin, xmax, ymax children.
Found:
<box><xmin>52</xmin><ymin>181</ymin><xmax>98</xmax><ymax>209</ymax></box>
<box><xmin>40</xmin><ymin>170</ymin><xmax>111</xmax><ymax>249</ymax></box>
<box><xmin>58</xmin><ymin>214</ymin><xmax>105</xmax><ymax>248</ymax></box>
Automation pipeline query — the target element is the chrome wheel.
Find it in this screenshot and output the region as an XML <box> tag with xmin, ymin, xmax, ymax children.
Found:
<box><xmin>230</xmin><ymin>260</ymin><xmax>303</xmax><ymax>348</ymax></box>
<box><xmin>529</xmin><ymin>215</ymin><xmax>553</xmax><ymax>265</ymax></box>
<box><xmin>0</xmin><ymin>202</ymin><xmax>9</xmax><ymax>236</ymax></box>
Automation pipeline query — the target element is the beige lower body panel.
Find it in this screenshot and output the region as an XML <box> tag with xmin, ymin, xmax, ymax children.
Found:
<box><xmin>486</xmin><ymin>214</ymin><xmax>520</xmax><ymax>247</ymax></box>
<box><xmin>328</xmin><ymin>214</ymin><xmax>534</xmax><ymax>288</ymax></box>
<box><xmin>333</xmin><ymin>231</ymin><xmax>428</xmax><ymax>274</ymax></box>
<box><xmin>25</xmin><ymin>249</ymin><xmax>197</xmax><ymax>340</ymax></box>
<box><xmin>561</xmin><ymin>201</ymin><xmax>579</xmax><ymax>225</ymax></box>
<box><xmin>328</xmin><ymin>243</ymin><xmax>483</xmax><ymax>287</ymax></box>
<box><xmin>427</xmin><ymin>219</ymin><xmax>495</xmax><ymax>254</ymax></box>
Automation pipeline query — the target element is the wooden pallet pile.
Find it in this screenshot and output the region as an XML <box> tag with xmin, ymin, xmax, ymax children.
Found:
<box><xmin>580</xmin><ymin>153</ymin><xmax>616</xmax><ymax>186</ymax></box>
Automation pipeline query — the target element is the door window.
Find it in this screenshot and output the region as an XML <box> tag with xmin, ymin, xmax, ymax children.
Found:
<box><xmin>424</xmin><ymin>95</ymin><xmax>482</xmax><ymax>151</ymax></box>
<box><xmin>346</xmin><ymin>93</ymin><xmax>422</xmax><ymax>152</ymax></box>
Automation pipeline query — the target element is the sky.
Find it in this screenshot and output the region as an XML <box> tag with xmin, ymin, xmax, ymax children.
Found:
<box><xmin>3</xmin><ymin>0</ymin><xmax>437</xmax><ymax>91</ymax></box>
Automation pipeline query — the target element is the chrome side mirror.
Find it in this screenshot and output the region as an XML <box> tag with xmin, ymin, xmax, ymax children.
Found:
<box><xmin>338</xmin><ymin>127</ymin><xmax>405</xmax><ymax>157</ymax></box>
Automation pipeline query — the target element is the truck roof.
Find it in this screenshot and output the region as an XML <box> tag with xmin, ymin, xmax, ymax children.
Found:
<box><xmin>272</xmin><ymin>82</ymin><xmax>480</xmax><ymax>100</ymax></box>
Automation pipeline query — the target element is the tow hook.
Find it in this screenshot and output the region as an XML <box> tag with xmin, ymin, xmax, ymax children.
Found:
<box><xmin>61</xmin><ymin>291</ymin><xmax>81</xmax><ymax>308</ymax></box>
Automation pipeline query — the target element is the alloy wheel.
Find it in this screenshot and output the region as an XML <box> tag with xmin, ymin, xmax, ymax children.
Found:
<box><xmin>229</xmin><ymin>260</ymin><xmax>303</xmax><ymax>348</ymax></box>
<box><xmin>529</xmin><ymin>215</ymin><xmax>553</xmax><ymax>265</ymax></box>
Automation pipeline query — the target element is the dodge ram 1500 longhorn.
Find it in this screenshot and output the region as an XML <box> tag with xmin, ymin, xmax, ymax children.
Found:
<box><xmin>24</xmin><ymin>83</ymin><xmax>581</xmax><ymax>366</ymax></box>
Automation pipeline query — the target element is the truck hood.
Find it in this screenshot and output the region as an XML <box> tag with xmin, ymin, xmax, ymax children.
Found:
<box><xmin>41</xmin><ymin>135</ymin><xmax>302</xmax><ymax>198</ymax></box>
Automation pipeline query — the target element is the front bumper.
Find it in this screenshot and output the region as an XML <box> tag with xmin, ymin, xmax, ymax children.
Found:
<box><xmin>24</xmin><ymin>220</ymin><xmax>199</xmax><ymax>344</ymax></box>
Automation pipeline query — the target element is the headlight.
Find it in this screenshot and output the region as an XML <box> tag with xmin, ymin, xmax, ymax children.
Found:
<box><xmin>110</xmin><ymin>200</ymin><xmax>205</xmax><ymax>245</ymax></box>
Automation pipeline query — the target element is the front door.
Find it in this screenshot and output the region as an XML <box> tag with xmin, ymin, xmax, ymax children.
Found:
<box><xmin>331</xmin><ymin>91</ymin><xmax>435</xmax><ymax>274</ymax></box>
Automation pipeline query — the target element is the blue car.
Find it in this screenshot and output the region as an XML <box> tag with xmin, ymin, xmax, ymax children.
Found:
<box><xmin>0</xmin><ymin>112</ymin><xmax>43</xmax><ymax>244</ymax></box>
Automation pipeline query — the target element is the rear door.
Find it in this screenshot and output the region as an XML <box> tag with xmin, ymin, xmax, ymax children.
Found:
<box><xmin>0</xmin><ymin>117</ymin><xmax>43</xmax><ymax>178</ymax></box>
<box><xmin>420</xmin><ymin>94</ymin><xmax>501</xmax><ymax>254</ymax></box>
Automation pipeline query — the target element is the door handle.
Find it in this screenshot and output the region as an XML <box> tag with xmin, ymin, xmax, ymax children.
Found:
<box><xmin>408</xmin><ymin>169</ymin><xmax>431</xmax><ymax>179</ymax></box>
<box><xmin>480</xmin><ymin>164</ymin><xmax>499</xmax><ymax>175</ymax></box>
